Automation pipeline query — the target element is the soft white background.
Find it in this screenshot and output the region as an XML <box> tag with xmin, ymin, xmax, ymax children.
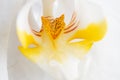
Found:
<box><xmin>0</xmin><ymin>0</ymin><xmax>120</xmax><ymax>80</ymax></box>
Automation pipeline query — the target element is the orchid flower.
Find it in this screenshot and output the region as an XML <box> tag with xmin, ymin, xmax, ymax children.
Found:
<box><xmin>16</xmin><ymin>0</ymin><xmax>107</xmax><ymax>80</ymax></box>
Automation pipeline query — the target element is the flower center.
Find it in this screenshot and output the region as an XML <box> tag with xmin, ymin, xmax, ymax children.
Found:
<box><xmin>41</xmin><ymin>15</ymin><xmax>65</xmax><ymax>39</ymax></box>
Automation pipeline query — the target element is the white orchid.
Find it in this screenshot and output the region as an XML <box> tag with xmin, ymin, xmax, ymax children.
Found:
<box><xmin>16</xmin><ymin>0</ymin><xmax>107</xmax><ymax>80</ymax></box>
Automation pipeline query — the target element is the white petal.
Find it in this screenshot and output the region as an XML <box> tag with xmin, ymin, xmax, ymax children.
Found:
<box><xmin>74</xmin><ymin>0</ymin><xmax>105</xmax><ymax>28</ymax></box>
<box><xmin>53</xmin><ymin>0</ymin><xmax>75</xmax><ymax>24</ymax></box>
<box><xmin>17</xmin><ymin>1</ymin><xmax>42</xmax><ymax>34</ymax></box>
<box><xmin>29</xmin><ymin>2</ymin><xmax>43</xmax><ymax>32</ymax></box>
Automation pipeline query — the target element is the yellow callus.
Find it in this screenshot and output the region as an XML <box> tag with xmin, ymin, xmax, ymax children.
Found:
<box><xmin>19</xmin><ymin>46</ymin><xmax>41</xmax><ymax>63</ymax></box>
<box><xmin>70</xmin><ymin>20</ymin><xmax>107</xmax><ymax>41</ymax></box>
<box><xmin>17</xmin><ymin>29</ymin><xmax>39</xmax><ymax>48</ymax></box>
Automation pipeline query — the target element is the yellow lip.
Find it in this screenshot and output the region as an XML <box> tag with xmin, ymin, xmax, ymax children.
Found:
<box><xmin>17</xmin><ymin>13</ymin><xmax>107</xmax><ymax>63</ymax></box>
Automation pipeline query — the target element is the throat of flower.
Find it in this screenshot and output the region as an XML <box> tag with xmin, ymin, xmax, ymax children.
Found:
<box><xmin>41</xmin><ymin>15</ymin><xmax>65</xmax><ymax>48</ymax></box>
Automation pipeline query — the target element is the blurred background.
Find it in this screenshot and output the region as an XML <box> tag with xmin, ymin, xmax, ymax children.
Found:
<box><xmin>0</xmin><ymin>0</ymin><xmax>120</xmax><ymax>80</ymax></box>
